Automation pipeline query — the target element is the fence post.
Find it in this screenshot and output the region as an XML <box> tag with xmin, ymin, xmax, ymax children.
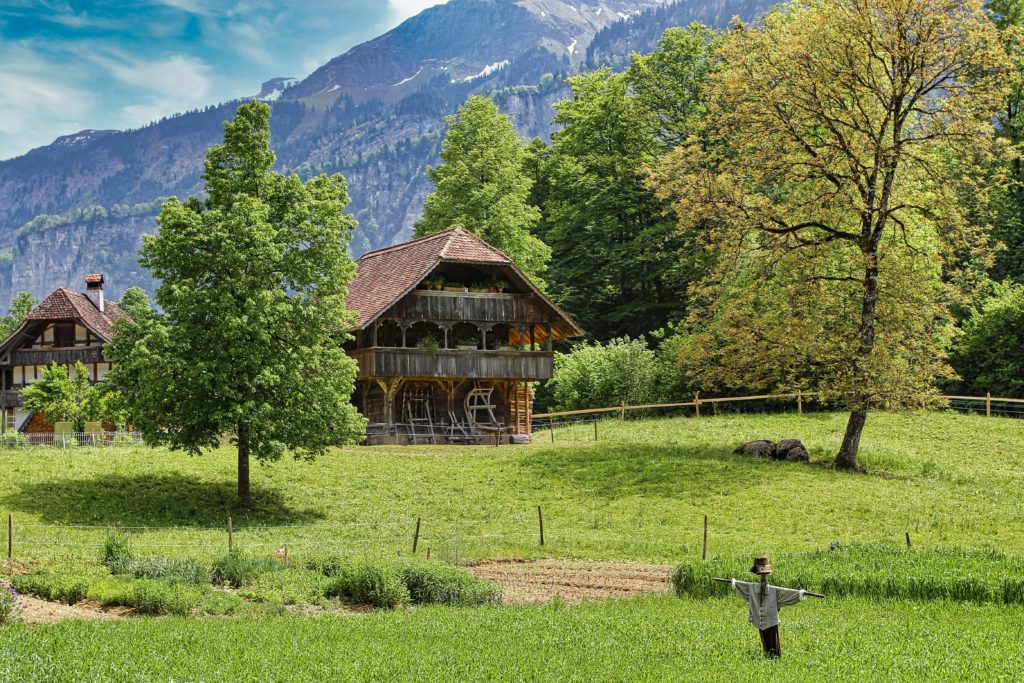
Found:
<box><xmin>7</xmin><ymin>513</ymin><xmax>11</xmax><ymax>560</ymax></box>
<box><xmin>986</xmin><ymin>392</ymin><xmax>992</xmax><ymax>417</ymax></box>
<box><xmin>797</xmin><ymin>391</ymin><xmax>803</xmax><ymax>415</ymax></box>
<box><xmin>702</xmin><ymin>515</ymin><xmax>708</xmax><ymax>561</ymax></box>
<box><xmin>594</xmin><ymin>419</ymin><xmax>598</xmax><ymax>441</ymax></box>
<box><xmin>905</xmin><ymin>531</ymin><xmax>912</xmax><ymax>549</ymax></box>
<box><xmin>694</xmin><ymin>393</ymin><xmax>701</xmax><ymax>417</ymax></box>
<box><xmin>537</xmin><ymin>505</ymin><xmax>545</xmax><ymax>546</ymax></box>
<box><xmin>549</xmin><ymin>422</ymin><xmax>555</xmax><ymax>443</ymax></box>
<box><xmin>227</xmin><ymin>516</ymin><xmax>234</xmax><ymax>552</ymax></box>
<box><xmin>413</xmin><ymin>517</ymin><xmax>421</xmax><ymax>554</ymax></box>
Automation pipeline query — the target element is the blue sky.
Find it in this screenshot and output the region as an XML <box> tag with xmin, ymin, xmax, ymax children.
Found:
<box><xmin>0</xmin><ymin>1</ymin><xmax>445</xmax><ymax>160</ymax></box>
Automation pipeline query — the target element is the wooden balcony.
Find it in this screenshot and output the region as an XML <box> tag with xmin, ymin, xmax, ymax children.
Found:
<box><xmin>12</xmin><ymin>346</ymin><xmax>106</xmax><ymax>366</ymax></box>
<box><xmin>351</xmin><ymin>347</ymin><xmax>553</xmax><ymax>380</ymax></box>
<box><xmin>389</xmin><ymin>290</ymin><xmax>546</xmax><ymax>324</ymax></box>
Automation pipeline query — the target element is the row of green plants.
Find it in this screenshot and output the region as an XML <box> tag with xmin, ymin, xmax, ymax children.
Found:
<box><xmin>672</xmin><ymin>543</ymin><xmax>1024</xmax><ymax>605</ymax></box>
<box><xmin>419</xmin><ymin>276</ymin><xmax>511</xmax><ymax>293</ymax></box>
<box><xmin>7</xmin><ymin>531</ymin><xmax>501</xmax><ymax>617</ymax></box>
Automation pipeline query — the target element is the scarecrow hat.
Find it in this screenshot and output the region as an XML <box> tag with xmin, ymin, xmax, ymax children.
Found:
<box><xmin>750</xmin><ymin>556</ymin><xmax>774</xmax><ymax>575</ymax></box>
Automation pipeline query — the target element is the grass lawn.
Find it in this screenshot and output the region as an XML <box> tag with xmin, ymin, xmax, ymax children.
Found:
<box><xmin>2</xmin><ymin>410</ymin><xmax>1024</xmax><ymax>681</ymax></box>
<box><xmin>1</xmin><ymin>410</ymin><xmax>1022</xmax><ymax>563</ymax></box>
<box><xmin>1</xmin><ymin>595</ymin><xmax>1022</xmax><ymax>681</ymax></box>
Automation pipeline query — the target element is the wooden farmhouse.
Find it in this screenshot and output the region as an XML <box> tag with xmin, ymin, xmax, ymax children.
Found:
<box><xmin>0</xmin><ymin>275</ymin><xmax>130</xmax><ymax>433</ymax></box>
<box><xmin>346</xmin><ymin>228</ymin><xmax>582</xmax><ymax>444</ymax></box>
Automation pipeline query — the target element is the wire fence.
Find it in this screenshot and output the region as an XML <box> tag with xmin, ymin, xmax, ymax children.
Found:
<box><xmin>0</xmin><ymin>431</ymin><xmax>144</xmax><ymax>449</ymax></box>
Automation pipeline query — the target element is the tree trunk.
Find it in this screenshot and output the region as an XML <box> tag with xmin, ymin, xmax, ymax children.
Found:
<box><xmin>237</xmin><ymin>423</ymin><xmax>251</xmax><ymax>504</ymax></box>
<box><xmin>834</xmin><ymin>250</ymin><xmax>879</xmax><ymax>471</ymax></box>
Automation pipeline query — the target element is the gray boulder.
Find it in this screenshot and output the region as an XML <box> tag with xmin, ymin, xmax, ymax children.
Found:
<box><xmin>733</xmin><ymin>440</ymin><xmax>776</xmax><ymax>458</ymax></box>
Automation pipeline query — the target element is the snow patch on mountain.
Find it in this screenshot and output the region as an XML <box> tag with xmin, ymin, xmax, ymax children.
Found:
<box><xmin>393</xmin><ymin>66</ymin><xmax>424</xmax><ymax>87</ymax></box>
<box><xmin>457</xmin><ymin>60</ymin><xmax>510</xmax><ymax>83</ymax></box>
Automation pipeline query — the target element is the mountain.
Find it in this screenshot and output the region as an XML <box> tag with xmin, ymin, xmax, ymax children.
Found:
<box><xmin>0</xmin><ymin>0</ymin><xmax>770</xmax><ymax>303</ymax></box>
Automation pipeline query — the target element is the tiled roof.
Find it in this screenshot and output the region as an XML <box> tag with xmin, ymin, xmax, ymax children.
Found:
<box><xmin>26</xmin><ymin>288</ymin><xmax>130</xmax><ymax>342</ymax></box>
<box><xmin>348</xmin><ymin>228</ymin><xmax>512</xmax><ymax>329</ymax></box>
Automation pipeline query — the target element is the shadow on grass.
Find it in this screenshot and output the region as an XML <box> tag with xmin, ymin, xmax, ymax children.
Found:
<box><xmin>2</xmin><ymin>472</ymin><xmax>324</xmax><ymax>527</ymax></box>
<box><xmin>520</xmin><ymin>442</ymin><xmax>825</xmax><ymax>501</ymax></box>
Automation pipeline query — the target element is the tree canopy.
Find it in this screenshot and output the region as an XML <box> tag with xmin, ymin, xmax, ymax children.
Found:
<box><xmin>415</xmin><ymin>96</ymin><xmax>550</xmax><ymax>283</ymax></box>
<box><xmin>651</xmin><ymin>0</ymin><xmax>1013</xmax><ymax>469</ymax></box>
<box><xmin>107</xmin><ymin>101</ymin><xmax>366</xmax><ymax>502</ymax></box>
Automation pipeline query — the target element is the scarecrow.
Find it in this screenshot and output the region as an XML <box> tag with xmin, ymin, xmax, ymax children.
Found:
<box><xmin>714</xmin><ymin>555</ymin><xmax>824</xmax><ymax>658</ymax></box>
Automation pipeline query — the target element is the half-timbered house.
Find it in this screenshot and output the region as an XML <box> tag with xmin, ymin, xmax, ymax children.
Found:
<box><xmin>346</xmin><ymin>228</ymin><xmax>583</xmax><ymax>444</ymax></box>
<box><xmin>0</xmin><ymin>274</ymin><xmax>130</xmax><ymax>432</ymax></box>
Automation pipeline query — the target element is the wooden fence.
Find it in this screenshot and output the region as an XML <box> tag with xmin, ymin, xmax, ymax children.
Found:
<box><xmin>533</xmin><ymin>391</ymin><xmax>1024</xmax><ymax>420</ymax></box>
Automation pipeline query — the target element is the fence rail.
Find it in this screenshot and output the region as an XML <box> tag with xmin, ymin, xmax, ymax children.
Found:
<box><xmin>533</xmin><ymin>392</ymin><xmax>1024</xmax><ymax>420</ymax></box>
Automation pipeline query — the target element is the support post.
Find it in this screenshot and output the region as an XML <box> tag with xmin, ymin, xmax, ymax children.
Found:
<box><xmin>620</xmin><ymin>403</ymin><xmax>626</xmax><ymax>420</ymax></box>
<box><xmin>702</xmin><ymin>515</ymin><xmax>708</xmax><ymax>561</ymax></box>
<box><xmin>413</xmin><ymin>517</ymin><xmax>421</xmax><ymax>554</ymax></box>
<box><xmin>549</xmin><ymin>422</ymin><xmax>554</xmax><ymax>443</ymax></box>
<box><xmin>986</xmin><ymin>392</ymin><xmax>992</xmax><ymax>417</ymax></box>
<box><xmin>694</xmin><ymin>393</ymin><xmax>701</xmax><ymax>417</ymax></box>
<box><xmin>7</xmin><ymin>513</ymin><xmax>12</xmax><ymax>560</ymax></box>
<box><xmin>537</xmin><ymin>505</ymin><xmax>545</xmax><ymax>546</ymax></box>
<box><xmin>227</xmin><ymin>516</ymin><xmax>234</xmax><ymax>552</ymax></box>
<box><xmin>905</xmin><ymin>531</ymin><xmax>911</xmax><ymax>549</ymax></box>
<box><xmin>594</xmin><ymin>419</ymin><xmax>598</xmax><ymax>441</ymax></box>
<box><xmin>797</xmin><ymin>391</ymin><xmax>803</xmax><ymax>415</ymax></box>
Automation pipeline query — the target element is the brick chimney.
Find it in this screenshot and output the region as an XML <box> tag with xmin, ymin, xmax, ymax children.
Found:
<box><xmin>85</xmin><ymin>273</ymin><xmax>105</xmax><ymax>313</ymax></box>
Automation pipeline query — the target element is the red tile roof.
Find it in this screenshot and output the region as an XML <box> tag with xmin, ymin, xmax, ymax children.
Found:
<box><xmin>347</xmin><ymin>227</ymin><xmax>583</xmax><ymax>339</ymax></box>
<box><xmin>349</xmin><ymin>228</ymin><xmax>511</xmax><ymax>329</ymax></box>
<box><xmin>26</xmin><ymin>288</ymin><xmax>130</xmax><ymax>342</ymax></box>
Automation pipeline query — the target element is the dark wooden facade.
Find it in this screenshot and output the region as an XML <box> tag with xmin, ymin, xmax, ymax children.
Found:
<box><xmin>346</xmin><ymin>228</ymin><xmax>582</xmax><ymax>445</ymax></box>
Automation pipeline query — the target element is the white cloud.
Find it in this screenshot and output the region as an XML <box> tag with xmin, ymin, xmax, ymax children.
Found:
<box><xmin>0</xmin><ymin>42</ymin><xmax>93</xmax><ymax>159</ymax></box>
<box><xmin>102</xmin><ymin>53</ymin><xmax>213</xmax><ymax>100</ymax></box>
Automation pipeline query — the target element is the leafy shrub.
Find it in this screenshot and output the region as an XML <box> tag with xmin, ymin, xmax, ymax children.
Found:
<box><xmin>87</xmin><ymin>577</ymin><xmax>200</xmax><ymax>616</ymax></box>
<box><xmin>0</xmin><ymin>579</ymin><xmax>26</xmax><ymax>625</ymax></box>
<box><xmin>239</xmin><ymin>568</ymin><xmax>330</xmax><ymax>606</ymax></box>
<box><xmin>211</xmin><ymin>551</ymin><xmax>282</xmax><ymax>588</ymax></box>
<box><xmin>950</xmin><ymin>281</ymin><xmax>1024</xmax><ymax>397</ymax></box>
<box><xmin>11</xmin><ymin>573</ymin><xmax>91</xmax><ymax>605</ymax></box>
<box><xmin>549</xmin><ymin>337</ymin><xmax>663</xmax><ymax>411</ymax></box>
<box><xmin>0</xmin><ymin>433</ymin><xmax>29</xmax><ymax>448</ymax></box>
<box><xmin>400</xmin><ymin>560</ymin><xmax>502</xmax><ymax>606</ymax></box>
<box><xmin>102</xmin><ymin>530</ymin><xmax>133</xmax><ymax>571</ymax></box>
<box><xmin>120</xmin><ymin>555</ymin><xmax>210</xmax><ymax>584</ymax></box>
<box><xmin>323</xmin><ymin>558</ymin><xmax>410</xmax><ymax>609</ymax></box>
<box><xmin>314</xmin><ymin>555</ymin><xmax>501</xmax><ymax>608</ymax></box>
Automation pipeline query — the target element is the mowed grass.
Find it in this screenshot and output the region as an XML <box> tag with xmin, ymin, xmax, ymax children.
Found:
<box><xmin>1</xmin><ymin>595</ymin><xmax>1023</xmax><ymax>681</ymax></box>
<box><xmin>1</xmin><ymin>410</ymin><xmax>1022</xmax><ymax>563</ymax></box>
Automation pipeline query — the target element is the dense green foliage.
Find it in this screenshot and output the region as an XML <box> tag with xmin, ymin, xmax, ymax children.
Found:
<box><xmin>549</xmin><ymin>337</ymin><xmax>661</xmax><ymax>410</ymax></box>
<box><xmin>415</xmin><ymin>96</ymin><xmax>550</xmax><ymax>282</ymax></box>
<box><xmin>2</xmin><ymin>596</ymin><xmax>1023</xmax><ymax>680</ymax></box>
<box><xmin>951</xmin><ymin>281</ymin><xmax>1024</xmax><ymax>397</ymax></box>
<box><xmin>115</xmin><ymin>286</ymin><xmax>153</xmax><ymax>323</ymax></box>
<box><xmin>0</xmin><ymin>291</ymin><xmax>36</xmax><ymax>341</ymax></box>
<box><xmin>20</xmin><ymin>361</ymin><xmax>126</xmax><ymax>430</ymax></box>
<box><xmin>105</xmin><ymin>101</ymin><xmax>366</xmax><ymax>502</ymax></box>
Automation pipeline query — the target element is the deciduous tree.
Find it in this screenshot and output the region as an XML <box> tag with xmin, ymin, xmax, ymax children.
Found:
<box><xmin>652</xmin><ymin>0</ymin><xmax>1012</xmax><ymax>469</ymax></box>
<box><xmin>107</xmin><ymin>102</ymin><xmax>366</xmax><ymax>503</ymax></box>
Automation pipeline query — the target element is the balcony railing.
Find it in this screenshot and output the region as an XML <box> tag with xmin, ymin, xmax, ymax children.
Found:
<box><xmin>12</xmin><ymin>346</ymin><xmax>106</xmax><ymax>366</ymax></box>
<box><xmin>351</xmin><ymin>347</ymin><xmax>553</xmax><ymax>380</ymax></box>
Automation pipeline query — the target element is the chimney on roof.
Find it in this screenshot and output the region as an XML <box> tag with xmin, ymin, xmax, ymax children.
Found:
<box><xmin>85</xmin><ymin>273</ymin><xmax>105</xmax><ymax>313</ymax></box>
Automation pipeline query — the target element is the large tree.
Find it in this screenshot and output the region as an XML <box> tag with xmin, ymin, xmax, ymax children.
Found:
<box><xmin>107</xmin><ymin>102</ymin><xmax>366</xmax><ymax>502</ymax></box>
<box><xmin>652</xmin><ymin>0</ymin><xmax>1011</xmax><ymax>470</ymax></box>
<box><xmin>415</xmin><ymin>96</ymin><xmax>550</xmax><ymax>282</ymax></box>
<box><xmin>0</xmin><ymin>292</ymin><xmax>37</xmax><ymax>340</ymax></box>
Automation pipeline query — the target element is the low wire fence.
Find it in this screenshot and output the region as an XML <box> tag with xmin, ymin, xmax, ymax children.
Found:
<box><xmin>0</xmin><ymin>431</ymin><xmax>144</xmax><ymax>449</ymax></box>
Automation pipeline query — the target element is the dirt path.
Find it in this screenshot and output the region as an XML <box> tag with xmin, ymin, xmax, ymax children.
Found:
<box><xmin>469</xmin><ymin>559</ymin><xmax>674</xmax><ymax>604</ymax></box>
<box><xmin>18</xmin><ymin>595</ymin><xmax>132</xmax><ymax>625</ymax></box>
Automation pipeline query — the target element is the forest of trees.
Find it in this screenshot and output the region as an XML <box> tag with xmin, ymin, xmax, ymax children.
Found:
<box><xmin>421</xmin><ymin>0</ymin><xmax>1024</xmax><ymax>470</ymax></box>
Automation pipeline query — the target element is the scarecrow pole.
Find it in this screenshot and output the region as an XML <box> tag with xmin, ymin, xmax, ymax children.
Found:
<box><xmin>713</xmin><ymin>555</ymin><xmax>823</xmax><ymax>659</ymax></box>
